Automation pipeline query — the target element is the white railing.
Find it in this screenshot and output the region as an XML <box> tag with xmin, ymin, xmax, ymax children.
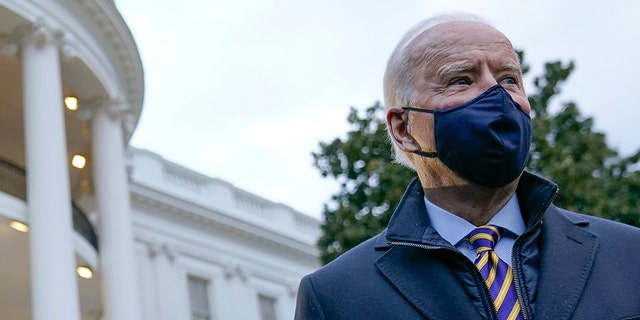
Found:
<box><xmin>163</xmin><ymin>164</ymin><xmax>210</xmax><ymax>195</ymax></box>
<box><xmin>232</xmin><ymin>190</ymin><xmax>273</xmax><ymax>219</ymax></box>
<box><xmin>129</xmin><ymin>148</ymin><xmax>321</xmax><ymax>244</ymax></box>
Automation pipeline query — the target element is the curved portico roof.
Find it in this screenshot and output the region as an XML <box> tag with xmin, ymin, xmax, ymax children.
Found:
<box><xmin>0</xmin><ymin>0</ymin><xmax>144</xmax><ymax>154</ymax></box>
<box><xmin>0</xmin><ymin>0</ymin><xmax>144</xmax><ymax>193</ymax></box>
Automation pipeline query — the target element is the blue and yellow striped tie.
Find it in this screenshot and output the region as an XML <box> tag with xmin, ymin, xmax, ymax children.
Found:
<box><xmin>467</xmin><ymin>225</ymin><xmax>524</xmax><ymax>320</ymax></box>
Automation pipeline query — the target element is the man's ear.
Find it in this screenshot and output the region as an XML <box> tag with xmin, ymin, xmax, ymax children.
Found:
<box><xmin>387</xmin><ymin>107</ymin><xmax>421</xmax><ymax>152</ymax></box>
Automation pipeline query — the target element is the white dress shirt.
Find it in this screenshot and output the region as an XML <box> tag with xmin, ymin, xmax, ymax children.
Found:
<box><xmin>424</xmin><ymin>193</ymin><xmax>526</xmax><ymax>266</ymax></box>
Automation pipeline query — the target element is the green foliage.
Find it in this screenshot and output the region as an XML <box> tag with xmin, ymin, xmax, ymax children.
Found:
<box><xmin>313</xmin><ymin>52</ymin><xmax>640</xmax><ymax>265</ymax></box>
<box><xmin>524</xmin><ymin>54</ymin><xmax>640</xmax><ymax>226</ymax></box>
<box><xmin>312</xmin><ymin>103</ymin><xmax>414</xmax><ymax>264</ymax></box>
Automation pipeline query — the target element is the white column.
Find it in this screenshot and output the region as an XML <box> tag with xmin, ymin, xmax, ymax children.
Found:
<box><xmin>148</xmin><ymin>241</ymin><xmax>190</xmax><ymax>320</ymax></box>
<box><xmin>87</xmin><ymin>98</ymin><xmax>143</xmax><ymax>320</ymax></box>
<box><xmin>7</xmin><ymin>22</ymin><xmax>81</xmax><ymax>320</ymax></box>
<box><xmin>225</xmin><ymin>265</ymin><xmax>252</xmax><ymax>320</ymax></box>
<box><xmin>282</xmin><ymin>284</ymin><xmax>298</xmax><ymax>320</ymax></box>
<box><xmin>137</xmin><ymin>241</ymin><xmax>160</xmax><ymax>320</ymax></box>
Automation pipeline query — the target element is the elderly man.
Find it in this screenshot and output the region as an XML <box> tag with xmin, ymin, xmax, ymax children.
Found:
<box><xmin>295</xmin><ymin>13</ymin><xmax>640</xmax><ymax>320</ymax></box>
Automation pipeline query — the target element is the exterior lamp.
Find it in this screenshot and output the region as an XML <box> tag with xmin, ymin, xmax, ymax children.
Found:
<box><xmin>72</xmin><ymin>155</ymin><xmax>86</xmax><ymax>169</ymax></box>
<box><xmin>77</xmin><ymin>266</ymin><xmax>93</xmax><ymax>279</ymax></box>
<box><xmin>9</xmin><ymin>220</ymin><xmax>29</xmax><ymax>232</ymax></box>
<box><xmin>65</xmin><ymin>96</ymin><xmax>78</xmax><ymax>110</ymax></box>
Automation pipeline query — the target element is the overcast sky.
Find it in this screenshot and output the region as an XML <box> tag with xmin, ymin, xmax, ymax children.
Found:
<box><xmin>116</xmin><ymin>1</ymin><xmax>640</xmax><ymax>219</ymax></box>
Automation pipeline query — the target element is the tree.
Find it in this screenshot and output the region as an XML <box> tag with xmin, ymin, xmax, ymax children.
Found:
<box><xmin>312</xmin><ymin>103</ymin><xmax>414</xmax><ymax>264</ymax></box>
<box><xmin>525</xmin><ymin>56</ymin><xmax>640</xmax><ymax>226</ymax></box>
<box><xmin>313</xmin><ymin>53</ymin><xmax>640</xmax><ymax>265</ymax></box>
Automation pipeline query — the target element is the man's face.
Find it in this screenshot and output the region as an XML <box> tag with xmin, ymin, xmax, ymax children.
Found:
<box><xmin>403</xmin><ymin>21</ymin><xmax>531</xmax><ymax>186</ymax></box>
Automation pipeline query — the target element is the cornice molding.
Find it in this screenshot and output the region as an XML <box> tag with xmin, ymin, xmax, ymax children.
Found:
<box><xmin>130</xmin><ymin>185</ymin><xmax>320</xmax><ymax>263</ymax></box>
<box><xmin>64</xmin><ymin>0</ymin><xmax>144</xmax><ymax>140</ymax></box>
<box><xmin>68</xmin><ymin>0</ymin><xmax>144</xmax><ymax>103</ymax></box>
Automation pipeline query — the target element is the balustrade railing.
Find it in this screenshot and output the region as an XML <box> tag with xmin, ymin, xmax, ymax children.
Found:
<box><xmin>0</xmin><ymin>158</ymin><xmax>98</xmax><ymax>250</ymax></box>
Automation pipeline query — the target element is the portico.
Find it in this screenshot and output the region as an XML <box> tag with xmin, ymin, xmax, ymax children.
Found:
<box><xmin>0</xmin><ymin>2</ymin><xmax>145</xmax><ymax>319</ymax></box>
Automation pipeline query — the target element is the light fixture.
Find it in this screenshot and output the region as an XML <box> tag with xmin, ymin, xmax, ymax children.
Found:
<box><xmin>64</xmin><ymin>96</ymin><xmax>78</xmax><ymax>110</ymax></box>
<box><xmin>71</xmin><ymin>155</ymin><xmax>86</xmax><ymax>169</ymax></box>
<box><xmin>9</xmin><ymin>220</ymin><xmax>29</xmax><ymax>232</ymax></box>
<box><xmin>77</xmin><ymin>266</ymin><xmax>93</xmax><ymax>279</ymax></box>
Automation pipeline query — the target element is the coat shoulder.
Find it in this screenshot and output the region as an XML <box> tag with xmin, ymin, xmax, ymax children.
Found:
<box><xmin>295</xmin><ymin>232</ymin><xmax>392</xmax><ymax>320</ymax></box>
<box><xmin>539</xmin><ymin>207</ymin><xmax>640</xmax><ymax>319</ymax></box>
<box><xmin>307</xmin><ymin>231</ymin><xmax>387</xmax><ymax>283</ymax></box>
<box><xmin>552</xmin><ymin>207</ymin><xmax>640</xmax><ymax>242</ymax></box>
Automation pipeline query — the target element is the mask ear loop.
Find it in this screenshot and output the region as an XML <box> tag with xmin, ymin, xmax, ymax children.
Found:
<box><xmin>414</xmin><ymin>150</ymin><xmax>438</xmax><ymax>158</ymax></box>
<box><xmin>402</xmin><ymin>107</ymin><xmax>439</xmax><ymax>158</ymax></box>
<box><xmin>402</xmin><ymin>106</ymin><xmax>435</xmax><ymax>114</ymax></box>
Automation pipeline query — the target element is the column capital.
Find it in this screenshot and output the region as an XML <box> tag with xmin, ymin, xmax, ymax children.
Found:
<box><xmin>1</xmin><ymin>19</ymin><xmax>74</xmax><ymax>58</ymax></box>
<box><xmin>146</xmin><ymin>241</ymin><xmax>162</xmax><ymax>259</ymax></box>
<box><xmin>224</xmin><ymin>264</ymin><xmax>249</xmax><ymax>282</ymax></box>
<box><xmin>145</xmin><ymin>241</ymin><xmax>177</xmax><ymax>262</ymax></box>
<box><xmin>162</xmin><ymin>243</ymin><xmax>177</xmax><ymax>262</ymax></box>
<box><xmin>78</xmin><ymin>96</ymin><xmax>133</xmax><ymax>121</ymax></box>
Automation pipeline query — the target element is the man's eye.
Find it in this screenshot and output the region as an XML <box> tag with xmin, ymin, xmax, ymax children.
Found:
<box><xmin>500</xmin><ymin>76</ymin><xmax>517</xmax><ymax>85</ymax></box>
<box><xmin>450</xmin><ymin>78</ymin><xmax>470</xmax><ymax>85</ymax></box>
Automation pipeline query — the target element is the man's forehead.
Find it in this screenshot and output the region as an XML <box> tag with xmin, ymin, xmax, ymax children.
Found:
<box><xmin>405</xmin><ymin>20</ymin><xmax>516</xmax><ymax>67</ymax></box>
<box><xmin>407</xmin><ymin>21</ymin><xmax>512</xmax><ymax>53</ymax></box>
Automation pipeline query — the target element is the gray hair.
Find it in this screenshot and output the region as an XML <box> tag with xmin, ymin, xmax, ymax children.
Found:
<box><xmin>383</xmin><ymin>12</ymin><xmax>490</xmax><ymax>168</ymax></box>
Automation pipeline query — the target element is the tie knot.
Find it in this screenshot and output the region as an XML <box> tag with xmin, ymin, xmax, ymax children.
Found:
<box><xmin>466</xmin><ymin>225</ymin><xmax>502</xmax><ymax>254</ymax></box>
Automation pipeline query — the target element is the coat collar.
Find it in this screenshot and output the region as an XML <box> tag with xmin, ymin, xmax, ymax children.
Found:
<box><xmin>380</xmin><ymin>177</ymin><xmax>443</xmax><ymax>246</ymax></box>
<box><xmin>375</xmin><ymin>172</ymin><xmax>599</xmax><ymax>320</ymax></box>
<box><xmin>381</xmin><ymin>171</ymin><xmax>559</xmax><ymax>246</ymax></box>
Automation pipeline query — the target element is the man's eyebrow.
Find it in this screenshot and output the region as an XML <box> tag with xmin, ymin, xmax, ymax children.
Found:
<box><xmin>435</xmin><ymin>61</ymin><xmax>523</xmax><ymax>80</ymax></box>
<box><xmin>437</xmin><ymin>63</ymin><xmax>476</xmax><ymax>77</ymax></box>
<box><xmin>497</xmin><ymin>63</ymin><xmax>523</xmax><ymax>74</ymax></box>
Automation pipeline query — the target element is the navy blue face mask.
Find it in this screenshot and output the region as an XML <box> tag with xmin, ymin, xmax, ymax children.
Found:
<box><xmin>403</xmin><ymin>84</ymin><xmax>531</xmax><ymax>188</ymax></box>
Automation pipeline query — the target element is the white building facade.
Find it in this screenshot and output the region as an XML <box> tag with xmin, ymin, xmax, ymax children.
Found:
<box><xmin>0</xmin><ymin>1</ymin><xmax>320</xmax><ymax>319</ymax></box>
<box><xmin>129</xmin><ymin>148</ymin><xmax>320</xmax><ymax>320</ymax></box>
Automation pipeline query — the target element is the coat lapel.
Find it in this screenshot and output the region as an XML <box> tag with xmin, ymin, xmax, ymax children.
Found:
<box><xmin>375</xmin><ymin>246</ymin><xmax>488</xmax><ymax>320</ymax></box>
<box><xmin>535</xmin><ymin>209</ymin><xmax>599</xmax><ymax>320</ymax></box>
<box><xmin>377</xmin><ymin>178</ymin><xmax>489</xmax><ymax>319</ymax></box>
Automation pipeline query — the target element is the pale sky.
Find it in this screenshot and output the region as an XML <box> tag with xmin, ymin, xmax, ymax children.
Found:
<box><xmin>116</xmin><ymin>1</ymin><xmax>640</xmax><ymax>220</ymax></box>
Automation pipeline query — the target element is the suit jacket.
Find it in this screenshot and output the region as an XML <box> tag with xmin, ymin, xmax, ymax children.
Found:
<box><xmin>295</xmin><ymin>172</ymin><xmax>640</xmax><ymax>320</ymax></box>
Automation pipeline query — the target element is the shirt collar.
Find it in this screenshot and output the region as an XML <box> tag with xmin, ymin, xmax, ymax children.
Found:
<box><xmin>424</xmin><ymin>193</ymin><xmax>526</xmax><ymax>247</ymax></box>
